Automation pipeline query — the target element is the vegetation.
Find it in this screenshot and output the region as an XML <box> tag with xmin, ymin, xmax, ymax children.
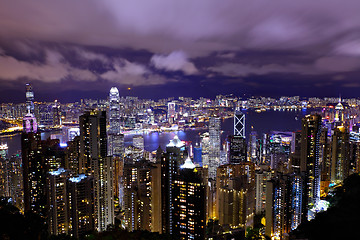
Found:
<box><xmin>291</xmin><ymin>173</ymin><xmax>360</xmax><ymax>239</ymax></box>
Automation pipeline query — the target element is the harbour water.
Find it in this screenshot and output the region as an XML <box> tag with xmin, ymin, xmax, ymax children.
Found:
<box><xmin>0</xmin><ymin>109</ymin><xmax>312</xmax><ymax>156</ymax></box>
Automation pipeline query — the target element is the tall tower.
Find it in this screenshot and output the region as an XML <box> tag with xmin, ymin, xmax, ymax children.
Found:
<box><xmin>234</xmin><ymin>110</ymin><xmax>245</xmax><ymax>137</ymax></box>
<box><xmin>330</xmin><ymin>126</ymin><xmax>350</xmax><ymax>182</ymax></box>
<box><xmin>300</xmin><ymin>114</ymin><xmax>322</xmax><ymax>221</ymax></box>
<box><xmin>161</xmin><ymin>135</ymin><xmax>186</xmax><ymax>234</ymax></box>
<box><xmin>173</xmin><ymin>157</ymin><xmax>206</xmax><ymax>240</ymax></box>
<box><xmin>52</xmin><ymin>100</ymin><xmax>61</xmax><ymax>127</ymax></box>
<box><xmin>79</xmin><ymin>111</ymin><xmax>114</xmax><ymax>231</ymax></box>
<box><xmin>68</xmin><ymin>174</ymin><xmax>95</xmax><ymax>239</ymax></box>
<box><xmin>47</xmin><ymin>168</ymin><xmax>69</xmax><ymax>235</ymax></box>
<box><xmin>208</xmin><ymin>116</ymin><xmax>221</xmax><ymax>179</ymax></box>
<box><xmin>22</xmin><ymin>113</ymin><xmax>46</xmax><ymax>216</ymax></box>
<box><xmin>228</xmin><ymin>109</ymin><xmax>247</xmax><ymax>164</ymax></box>
<box><xmin>108</xmin><ymin>87</ymin><xmax>123</xmax><ymax>156</ymax></box>
<box><xmin>167</xmin><ymin>102</ymin><xmax>176</xmax><ymax>124</ymax></box>
<box><xmin>25</xmin><ymin>83</ymin><xmax>35</xmax><ymax>115</ymax></box>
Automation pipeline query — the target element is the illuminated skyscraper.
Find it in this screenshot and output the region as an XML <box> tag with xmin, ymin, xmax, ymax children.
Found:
<box><xmin>68</xmin><ymin>174</ymin><xmax>95</xmax><ymax>238</ymax></box>
<box><xmin>300</xmin><ymin>114</ymin><xmax>322</xmax><ymax>221</ymax></box>
<box><xmin>25</xmin><ymin>83</ymin><xmax>35</xmax><ymax>115</ymax></box>
<box><xmin>173</xmin><ymin>157</ymin><xmax>206</xmax><ymax>240</ymax></box>
<box><xmin>133</xmin><ymin>135</ymin><xmax>144</xmax><ymax>153</ymax></box>
<box><xmin>48</xmin><ymin>168</ymin><xmax>69</xmax><ymax>235</ymax></box>
<box><xmin>208</xmin><ymin>116</ymin><xmax>221</xmax><ymax>179</ymax></box>
<box><xmin>228</xmin><ymin>135</ymin><xmax>247</xmax><ymax>164</ymax></box>
<box><xmin>52</xmin><ymin>100</ymin><xmax>61</xmax><ymax>126</ymax></box>
<box><xmin>161</xmin><ymin>135</ymin><xmax>186</xmax><ymax>234</ymax></box>
<box><xmin>265</xmin><ymin>172</ymin><xmax>304</xmax><ymax>239</ymax></box>
<box><xmin>216</xmin><ymin>163</ymin><xmax>255</xmax><ymax>229</ymax></box>
<box><xmin>0</xmin><ymin>144</ymin><xmax>10</xmax><ymax>197</ymax></box>
<box><xmin>330</xmin><ymin>126</ymin><xmax>350</xmax><ymax>182</ymax></box>
<box><xmin>122</xmin><ymin>160</ymin><xmax>161</xmax><ymax>232</ymax></box>
<box><xmin>108</xmin><ymin>87</ymin><xmax>123</xmax><ymax>156</ymax></box>
<box><xmin>255</xmin><ymin>168</ymin><xmax>273</xmax><ymax>214</ymax></box>
<box><xmin>79</xmin><ymin>111</ymin><xmax>114</xmax><ymax>231</ymax></box>
<box><xmin>167</xmin><ymin>102</ymin><xmax>176</xmax><ymax>124</ymax></box>
<box><xmin>21</xmin><ymin>109</ymin><xmax>47</xmax><ymax>216</ymax></box>
<box><xmin>234</xmin><ymin>110</ymin><xmax>245</xmax><ymax>137</ymax></box>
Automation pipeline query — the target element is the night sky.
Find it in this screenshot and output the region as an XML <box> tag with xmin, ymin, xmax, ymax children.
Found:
<box><xmin>1</xmin><ymin>0</ymin><xmax>360</xmax><ymax>102</ymax></box>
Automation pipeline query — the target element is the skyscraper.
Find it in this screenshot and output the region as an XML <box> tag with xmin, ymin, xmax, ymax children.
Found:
<box><xmin>122</xmin><ymin>160</ymin><xmax>161</xmax><ymax>232</ymax></box>
<box><xmin>108</xmin><ymin>87</ymin><xmax>123</xmax><ymax>156</ymax></box>
<box><xmin>25</xmin><ymin>83</ymin><xmax>35</xmax><ymax>115</ymax></box>
<box><xmin>234</xmin><ymin>110</ymin><xmax>245</xmax><ymax>137</ymax></box>
<box><xmin>48</xmin><ymin>168</ymin><xmax>69</xmax><ymax>235</ymax></box>
<box><xmin>68</xmin><ymin>174</ymin><xmax>95</xmax><ymax>238</ymax></box>
<box><xmin>300</xmin><ymin>114</ymin><xmax>322</xmax><ymax>221</ymax></box>
<box><xmin>161</xmin><ymin>135</ymin><xmax>186</xmax><ymax>234</ymax></box>
<box><xmin>21</xmin><ymin>103</ymin><xmax>47</xmax><ymax>216</ymax></box>
<box><xmin>216</xmin><ymin>163</ymin><xmax>255</xmax><ymax>229</ymax></box>
<box><xmin>52</xmin><ymin>100</ymin><xmax>61</xmax><ymax>126</ymax></box>
<box><xmin>330</xmin><ymin>126</ymin><xmax>350</xmax><ymax>182</ymax></box>
<box><xmin>167</xmin><ymin>102</ymin><xmax>176</xmax><ymax>124</ymax></box>
<box><xmin>132</xmin><ymin>135</ymin><xmax>144</xmax><ymax>153</ymax></box>
<box><xmin>79</xmin><ymin>111</ymin><xmax>114</xmax><ymax>231</ymax></box>
<box><xmin>173</xmin><ymin>157</ymin><xmax>206</xmax><ymax>240</ymax></box>
<box><xmin>228</xmin><ymin>135</ymin><xmax>247</xmax><ymax>164</ymax></box>
<box><xmin>208</xmin><ymin>116</ymin><xmax>221</xmax><ymax>179</ymax></box>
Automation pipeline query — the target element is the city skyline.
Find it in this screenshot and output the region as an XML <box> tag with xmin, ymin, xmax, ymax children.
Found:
<box><xmin>1</xmin><ymin>1</ymin><xmax>360</xmax><ymax>102</ymax></box>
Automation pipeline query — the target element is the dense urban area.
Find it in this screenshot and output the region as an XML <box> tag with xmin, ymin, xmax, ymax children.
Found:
<box><xmin>1</xmin><ymin>84</ymin><xmax>360</xmax><ymax>240</ymax></box>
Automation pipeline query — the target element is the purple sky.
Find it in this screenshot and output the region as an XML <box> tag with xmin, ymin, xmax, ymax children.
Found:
<box><xmin>1</xmin><ymin>0</ymin><xmax>360</xmax><ymax>102</ymax></box>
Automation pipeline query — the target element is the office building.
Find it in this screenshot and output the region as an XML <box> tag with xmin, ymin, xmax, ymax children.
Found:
<box><xmin>216</xmin><ymin>162</ymin><xmax>255</xmax><ymax>229</ymax></box>
<box><xmin>108</xmin><ymin>87</ymin><xmax>124</xmax><ymax>157</ymax></box>
<box><xmin>48</xmin><ymin>168</ymin><xmax>69</xmax><ymax>235</ymax></box>
<box><xmin>79</xmin><ymin>110</ymin><xmax>114</xmax><ymax>231</ymax></box>
<box><xmin>330</xmin><ymin>126</ymin><xmax>350</xmax><ymax>183</ymax></box>
<box><xmin>208</xmin><ymin>116</ymin><xmax>221</xmax><ymax>179</ymax></box>
<box><xmin>300</xmin><ymin>114</ymin><xmax>322</xmax><ymax>221</ymax></box>
<box><xmin>173</xmin><ymin>157</ymin><xmax>206</xmax><ymax>240</ymax></box>
<box><xmin>122</xmin><ymin>160</ymin><xmax>161</xmax><ymax>232</ymax></box>
<box><xmin>228</xmin><ymin>135</ymin><xmax>247</xmax><ymax>164</ymax></box>
<box><xmin>25</xmin><ymin>83</ymin><xmax>35</xmax><ymax>115</ymax></box>
<box><xmin>68</xmin><ymin>174</ymin><xmax>95</xmax><ymax>239</ymax></box>
<box><xmin>161</xmin><ymin>135</ymin><xmax>186</xmax><ymax>234</ymax></box>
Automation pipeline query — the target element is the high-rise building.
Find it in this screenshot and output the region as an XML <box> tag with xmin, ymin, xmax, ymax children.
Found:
<box><xmin>255</xmin><ymin>167</ymin><xmax>273</xmax><ymax>214</ymax></box>
<box><xmin>0</xmin><ymin>144</ymin><xmax>10</xmax><ymax>197</ymax></box>
<box><xmin>228</xmin><ymin>135</ymin><xmax>247</xmax><ymax>164</ymax></box>
<box><xmin>68</xmin><ymin>174</ymin><xmax>95</xmax><ymax>239</ymax></box>
<box><xmin>234</xmin><ymin>110</ymin><xmax>245</xmax><ymax>137</ymax></box>
<box><xmin>167</xmin><ymin>102</ymin><xmax>176</xmax><ymax>124</ymax></box>
<box><xmin>79</xmin><ymin>111</ymin><xmax>114</xmax><ymax>231</ymax></box>
<box><xmin>265</xmin><ymin>172</ymin><xmax>304</xmax><ymax>239</ymax></box>
<box><xmin>330</xmin><ymin>126</ymin><xmax>350</xmax><ymax>183</ymax></box>
<box><xmin>161</xmin><ymin>135</ymin><xmax>186</xmax><ymax>234</ymax></box>
<box><xmin>108</xmin><ymin>87</ymin><xmax>123</xmax><ymax>157</ymax></box>
<box><xmin>79</xmin><ymin>111</ymin><xmax>107</xmax><ymax>174</ymax></box>
<box><xmin>48</xmin><ymin>168</ymin><xmax>69</xmax><ymax>235</ymax></box>
<box><xmin>193</xmin><ymin>143</ymin><xmax>202</xmax><ymax>165</ymax></box>
<box><xmin>300</xmin><ymin>114</ymin><xmax>322</xmax><ymax>221</ymax></box>
<box><xmin>208</xmin><ymin>116</ymin><xmax>221</xmax><ymax>179</ymax></box>
<box><xmin>132</xmin><ymin>135</ymin><xmax>144</xmax><ymax>152</ymax></box>
<box><xmin>52</xmin><ymin>100</ymin><xmax>61</xmax><ymax>126</ymax></box>
<box><xmin>173</xmin><ymin>157</ymin><xmax>206</xmax><ymax>240</ymax></box>
<box><xmin>216</xmin><ymin>162</ymin><xmax>255</xmax><ymax>229</ymax></box>
<box><xmin>5</xmin><ymin>154</ymin><xmax>23</xmax><ymax>211</ymax></box>
<box><xmin>21</xmin><ymin>113</ymin><xmax>47</xmax><ymax>216</ymax></box>
<box><xmin>122</xmin><ymin>160</ymin><xmax>161</xmax><ymax>232</ymax></box>
<box><xmin>25</xmin><ymin>83</ymin><xmax>35</xmax><ymax>115</ymax></box>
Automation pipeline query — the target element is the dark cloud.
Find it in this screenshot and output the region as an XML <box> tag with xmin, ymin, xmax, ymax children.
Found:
<box><xmin>1</xmin><ymin>0</ymin><xmax>360</xmax><ymax>100</ymax></box>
